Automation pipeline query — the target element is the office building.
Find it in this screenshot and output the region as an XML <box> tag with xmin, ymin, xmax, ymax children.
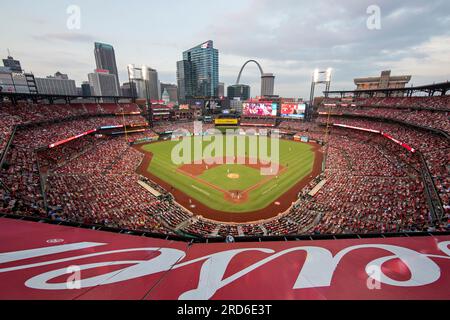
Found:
<box><xmin>35</xmin><ymin>77</ymin><xmax>77</xmax><ymax>96</ymax></box>
<box><xmin>227</xmin><ymin>84</ymin><xmax>250</xmax><ymax>101</ymax></box>
<box><xmin>35</xmin><ymin>71</ymin><xmax>77</xmax><ymax>96</ymax></box>
<box><xmin>128</xmin><ymin>64</ymin><xmax>160</xmax><ymax>100</ymax></box>
<box><xmin>177</xmin><ymin>40</ymin><xmax>219</xmax><ymax>99</ymax></box>
<box><xmin>121</xmin><ymin>82</ymin><xmax>136</xmax><ymax>97</ymax></box>
<box><xmin>81</xmin><ymin>82</ymin><xmax>92</xmax><ymax>97</ymax></box>
<box><xmin>88</xmin><ymin>69</ymin><xmax>120</xmax><ymax>96</ymax></box>
<box><xmin>94</xmin><ymin>42</ymin><xmax>120</xmax><ymax>89</ymax></box>
<box><xmin>218</xmin><ymin>82</ymin><xmax>225</xmax><ymax>97</ymax></box>
<box><xmin>176</xmin><ymin>60</ymin><xmax>193</xmax><ymax>102</ymax></box>
<box><xmin>261</xmin><ymin>73</ymin><xmax>275</xmax><ymax>96</ymax></box>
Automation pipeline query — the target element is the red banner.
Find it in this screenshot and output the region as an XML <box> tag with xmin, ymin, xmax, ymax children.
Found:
<box><xmin>333</xmin><ymin>123</ymin><xmax>380</xmax><ymax>134</ymax></box>
<box><xmin>48</xmin><ymin>129</ymin><xmax>97</xmax><ymax>149</ymax></box>
<box><xmin>0</xmin><ymin>219</ymin><xmax>448</xmax><ymax>300</ymax></box>
<box><xmin>382</xmin><ymin>132</ymin><xmax>416</xmax><ymax>153</ymax></box>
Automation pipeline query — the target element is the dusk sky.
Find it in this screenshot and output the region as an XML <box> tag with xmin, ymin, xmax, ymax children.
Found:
<box><xmin>1</xmin><ymin>0</ymin><xmax>449</xmax><ymax>98</ymax></box>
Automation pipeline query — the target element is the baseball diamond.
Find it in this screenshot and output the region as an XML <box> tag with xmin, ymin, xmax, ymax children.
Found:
<box><xmin>135</xmin><ymin>135</ymin><xmax>323</xmax><ymax>222</ymax></box>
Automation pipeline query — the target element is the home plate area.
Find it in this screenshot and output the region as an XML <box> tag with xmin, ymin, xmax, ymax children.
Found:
<box><xmin>176</xmin><ymin>158</ymin><xmax>284</xmax><ymax>204</ymax></box>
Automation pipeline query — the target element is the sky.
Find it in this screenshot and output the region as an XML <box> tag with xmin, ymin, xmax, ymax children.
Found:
<box><xmin>1</xmin><ymin>0</ymin><xmax>449</xmax><ymax>98</ymax></box>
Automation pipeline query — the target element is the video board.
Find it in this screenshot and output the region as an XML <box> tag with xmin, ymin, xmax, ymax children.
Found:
<box><xmin>242</xmin><ymin>102</ymin><xmax>277</xmax><ymax>117</ymax></box>
<box><xmin>281</xmin><ymin>103</ymin><xmax>306</xmax><ymax>119</ymax></box>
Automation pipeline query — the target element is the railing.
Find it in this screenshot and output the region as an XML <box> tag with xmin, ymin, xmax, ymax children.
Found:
<box><xmin>0</xmin><ymin>125</ymin><xmax>17</xmax><ymax>169</ymax></box>
<box><xmin>0</xmin><ymin>213</ymin><xmax>448</xmax><ymax>244</ymax></box>
<box><xmin>0</xmin><ymin>125</ymin><xmax>17</xmax><ymax>193</ymax></box>
<box><xmin>417</xmin><ymin>151</ymin><xmax>445</xmax><ymax>222</ymax></box>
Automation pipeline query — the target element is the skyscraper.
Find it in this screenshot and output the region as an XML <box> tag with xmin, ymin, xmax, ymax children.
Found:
<box><xmin>128</xmin><ymin>64</ymin><xmax>160</xmax><ymax>100</ymax></box>
<box><xmin>177</xmin><ymin>40</ymin><xmax>219</xmax><ymax>99</ymax></box>
<box><xmin>176</xmin><ymin>60</ymin><xmax>193</xmax><ymax>102</ymax></box>
<box><xmin>142</xmin><ymin>66</ymin><xmax>160</xmax><ymax>101</ymax></box>
<box><xmin>94</xmin><ymin>42</ymin><xmax>120</xmax><ymax>90</ymax></box>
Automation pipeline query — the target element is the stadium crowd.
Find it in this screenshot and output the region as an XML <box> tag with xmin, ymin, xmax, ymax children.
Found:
<box><xmin>1</xmin><ymin>98</ymin><xmax>449</xmax><ymax>238</ymax></box>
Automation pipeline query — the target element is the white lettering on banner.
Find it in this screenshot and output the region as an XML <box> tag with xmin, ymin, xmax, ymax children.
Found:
<box><xmin>0</xmin><ymin>241</ymin><xmax>448</xmax><ymax>299</ymax></box>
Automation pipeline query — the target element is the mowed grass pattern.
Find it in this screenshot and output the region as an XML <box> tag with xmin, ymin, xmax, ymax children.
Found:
<box><xmin>142</xmin><ymin>136</ymin><xmax>315</xmax><ymax>213</ymax></box>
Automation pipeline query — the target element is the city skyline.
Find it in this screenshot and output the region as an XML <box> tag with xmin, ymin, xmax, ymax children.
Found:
<box><xmin>1</xmin><ymin>0</ymin><xmax>449</xmax><ymax>98</ymax></box>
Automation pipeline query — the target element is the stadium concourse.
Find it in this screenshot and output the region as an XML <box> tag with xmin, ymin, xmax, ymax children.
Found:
<box><xmin>0</xmin><ymin>94</ymin><xmax>449</xmax><ymax>239</ymax></box>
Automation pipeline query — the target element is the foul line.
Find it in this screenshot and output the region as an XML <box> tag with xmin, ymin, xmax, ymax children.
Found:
<box><xmin>191</xmin><ymin>184</ymin><xmax>210</xmax><ymax>196</ymax></box>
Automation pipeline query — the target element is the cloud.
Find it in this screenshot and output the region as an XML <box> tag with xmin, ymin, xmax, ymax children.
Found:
<box><xmin>198</xmin><ymin>0</ymin><xmax>450</xmax><ymax>97</ymax></box>
<box><xmin>6</xmin><ymin>0</ymin><xmax>450</xmax><ymax>97</ymax></box>
<box><xmin>33</xmin><ymin>32</ymin><xmax>96</xmax><ymax>43</ymax></box>
<box><xmin>377</xmin><ymin>35</ymin><xmax>450</xmax><ymax>81</ymax></box>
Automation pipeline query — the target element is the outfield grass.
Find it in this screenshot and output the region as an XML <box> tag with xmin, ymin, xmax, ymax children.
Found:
<box><xmin>142</xmin><ymin>135</ymin><xmax>315</xmax><ymax>213</ymax></box>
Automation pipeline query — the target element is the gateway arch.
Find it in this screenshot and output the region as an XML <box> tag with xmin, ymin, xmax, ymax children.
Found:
<box><xmin>236</xmin><ymin>60</ymin><xmax>275</xmax><ymax>96</ymax></box>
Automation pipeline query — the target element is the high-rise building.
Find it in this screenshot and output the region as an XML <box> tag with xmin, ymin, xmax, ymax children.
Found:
<box><xmin>160</xmin><ymin>83</ymin><xmax>178</xmax><ymax>103</ymax></box>
<box><xmin>128</xmin><ymin>64</ymin><xmax>160</xmax><ymax>100</ymax></box>
<box><xmin>176</xmin><ymin>60</ymin><xmax>193</xmax><ymax>102</ymax></box>
<box><xmin>94</xmin><ymin>42</ymin><xmax>120</xmax><ymax>90</ymax></box>
<box><xmin>142</xmin><ymin>66</ymin><xmax>160</xmax><ymax>101</ymax></box>
<box><xmin>177</xmin><ymin>40</ymin><xmax>219</xmax><ymax>99</ymax></box>
<box><xmin>227</xmin><ymin>84</ymin><xmax>250</xmax><ymax>101</ymax></box>
<box><xmin>261</xmin><ymin>73</ymin><xmax>275</xmax><ymax>96</ymax></box>
<box><xmin>88</xmin><ymin>69</ymin><xmax>120</xmax><ymax>97</ymax></box>
<box><xmin>218</xmin><ymin>82</ymin><xmax>225</xmax><ymax>97</ymax></box>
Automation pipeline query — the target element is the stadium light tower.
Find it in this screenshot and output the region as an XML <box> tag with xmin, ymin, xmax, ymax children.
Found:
<box><xmin>309</xmin><ymin>67</ymin><xmax>334</xmax><ymax>171</ymax></box>
<box><xmin>309</xmin><ymin>68</ymin><xmax>333</xmax><ymax>106</ymax></box>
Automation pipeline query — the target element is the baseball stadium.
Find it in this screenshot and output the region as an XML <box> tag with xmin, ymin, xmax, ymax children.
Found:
<box><xmin>0</xmin><ymin>0</ymin><xmax>449</xmax><ymax>301</ymax></box>
<box><xmin>1</xmin><ymin>83</ymin><xmax>449</xmax><ymax>300</ymax></box>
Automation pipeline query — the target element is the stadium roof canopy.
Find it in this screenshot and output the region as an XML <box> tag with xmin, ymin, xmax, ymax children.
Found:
<box><xmin>324</xmin><ymin>81</ymin><xmax>450</xmax><ymax>97</ymax></box>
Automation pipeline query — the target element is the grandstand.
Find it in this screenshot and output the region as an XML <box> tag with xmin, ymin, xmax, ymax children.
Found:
<box><xmin>0</xmin><ymin>84</ymin><xmax>449</xmax><ymax>302</ymax></box>
<box><xmin>0</xmin><ymin>85</ymin><xmax>449</xmax><ymax>241</ymax></box>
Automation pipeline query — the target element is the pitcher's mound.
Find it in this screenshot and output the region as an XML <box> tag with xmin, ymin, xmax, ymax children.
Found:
<box><xmin>227</xmin><ymin>173</ymin><xmax>240</xmax><ymax>179</ymax></box>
